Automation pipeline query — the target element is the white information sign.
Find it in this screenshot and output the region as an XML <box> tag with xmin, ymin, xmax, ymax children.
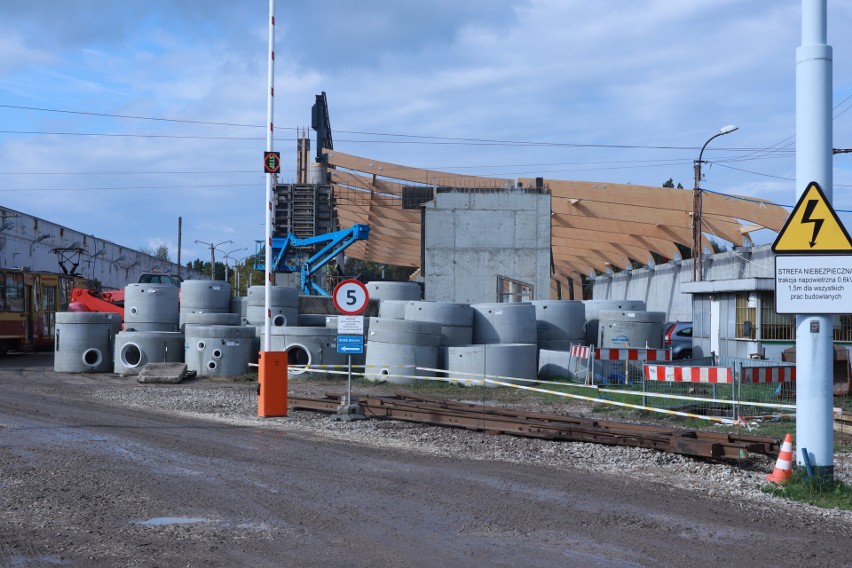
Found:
<box><xmin>775</xmin><ymin>255</ymin><xmax>852</xmax><ymax>314</ymax></box>
<box><xmin>337</xmin><ymin>315</ymin><xmax>365</xmax><ymax>335</ymax></box>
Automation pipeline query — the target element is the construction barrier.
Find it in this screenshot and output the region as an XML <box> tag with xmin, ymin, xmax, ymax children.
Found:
<box><xmin>644</xmin><ymin>365</ymin><xmax>733</xmax><ymax>384</ymax></box>
<box><xmin>741</xmin><ymin>366</ymin><xmax>796</xmax><ymax>383</ymax></box>
<box><xmin>595</xmin><ymin>348</ymin><xmax>671</xmax><ymax>361</ymax></box>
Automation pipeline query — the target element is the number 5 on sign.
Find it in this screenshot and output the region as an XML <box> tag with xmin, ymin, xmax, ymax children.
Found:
<box><xmin>333</xmin><ymin>279</ymin><xmax>369</xmax><ymax>315</ymax></box>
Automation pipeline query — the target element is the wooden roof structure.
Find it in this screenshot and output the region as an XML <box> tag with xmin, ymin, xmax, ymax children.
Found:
<box><xmin>325</xmin><ymin>149</ymin><xmax>789</xmax><ymax>296</ymax></box>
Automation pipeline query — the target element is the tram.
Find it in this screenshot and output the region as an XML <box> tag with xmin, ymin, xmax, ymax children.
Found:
<box><xmin>0</xmin><ymin>269</ymin><xmax>81</xmax><ymax>354</ymax></box>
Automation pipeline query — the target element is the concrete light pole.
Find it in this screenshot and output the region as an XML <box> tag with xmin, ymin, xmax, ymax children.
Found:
<box><xmin>692</xmin><ymin>125</ymin><xmax>739</xmax><ymax>281</ymax></box>
<box><xmin>194</xmin><ymin>239</ymin><xmax>233</xmax><ymax>280</ymax></box>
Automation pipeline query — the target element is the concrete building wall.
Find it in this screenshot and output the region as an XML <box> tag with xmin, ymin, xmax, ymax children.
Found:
<box><xmin>591</xmin><ymin>261</ymin><xmax>692</xmax><ymax>322</ymax></box>
<box><xmin>0</xmin><ymin>206</ymin><xmax>203</xmax><ymax>288</ymax></box>
<box><xmin>423</xmin><ymin>190</ymin><xmax>550</xmax><ymax>304</ymax></box>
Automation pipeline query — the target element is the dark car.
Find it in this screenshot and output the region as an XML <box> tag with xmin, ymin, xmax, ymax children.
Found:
<box><xmin>664</xmin><ymin>321</ymin><xmax>692</xmax><ymax>360</ymax></box>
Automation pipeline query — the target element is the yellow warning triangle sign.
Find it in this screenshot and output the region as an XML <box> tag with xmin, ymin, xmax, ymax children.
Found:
<box><xmin>772</xmin><ymin>181</ymin><xmax>852</xmax><ymax>253</ymax></box>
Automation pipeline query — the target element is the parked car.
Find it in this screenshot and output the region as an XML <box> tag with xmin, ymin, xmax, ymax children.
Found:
<box><xmin>664</xmin><ymin>321</ymin><xmax>693</xmax><ymax>360</ymax></box>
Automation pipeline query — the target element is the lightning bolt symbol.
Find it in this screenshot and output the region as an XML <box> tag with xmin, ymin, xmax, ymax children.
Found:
<box><xmin>801</xmin><ymin>199</ymin><xmax>824</xmax><ymax>247</ymax></box>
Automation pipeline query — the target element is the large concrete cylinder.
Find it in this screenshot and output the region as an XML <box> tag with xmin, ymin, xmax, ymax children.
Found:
<box><xmin>366</xmin><ymin>281</ymin><xmax>421</xmax><ymax>301</ymax></box>
<box><xmin>124</xmin><ymin>283</ymin><xmax>179</xmax><ymax>332</ymax></box>
<box><xmin>260</xmin><ymin>326</ymin><xmax>357</xmax><ymax>376</ymax></box>
<box><xmin>445</xmin><ymin>343</ymin><xmax>537</xmax><ymax>387</ymax></box>
<box><xmin>597</xmin><ymin>310</ymin><xmax>667</xmax><ymax>349</ymax></box>
<box><xmin>404</xmin><ymin>301</ymin><xmax>474</xmax><ymax>346</ymax></box>
<box><xmin>114</xmin><ymin>331</ymin><xmax>184</xmax><ymax>375</ymax></box>
<box><xmin>583</xmin><ymin>299</ymin><xmax>646</xmax><ymax>346</ymax></box>
<box><xmin>180</xmin><ymin>312</ymin><xmax>241</xmax><ymax>332</ymax></box>
<box><xmin>366</xmin><ymin>317</ymin><xmax>441</xmax><ymax>346</ymax></box>
<box><xmin>246</xmin><ymin>285</ymin><xmax>299</xmax><ymax>326</ymax></box>
<box><xmin>184</xmin><ymin>325</ymin><xmax>256</xmax><ymax>378</ymax></box>
<box><xmin>364</xmin><ymin>342</ymin><xmax>438</xmax><ymax>384</ymax></box>
<box><xmin>54</xmin><ymin>312</ymin><xmax>121</xmax><ymax>373</ymax></box>
<box><xmin>180</xmin><ymin>280</ymin><xmax>231</xmax><ymax>310</ymax></box>
<box><xmin>532</xmin><ymin>300</ymin><xmax>585</xmax><ymax>346</ymax></box>
<box><xmin>378</xmin><ymin>300</ymin><xmax>408</xmax><ymax>320</ymax></box>
<box><xmin>471</xmin><ymin>302</ymin><xmax>537</xmax><ymax>345</ymax></box>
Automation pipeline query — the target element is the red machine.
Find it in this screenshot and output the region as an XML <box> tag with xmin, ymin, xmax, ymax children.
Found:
<box><xmin>68</xmin><ymin>287</ymin><xmax>125</xmax><ymax>318</ymax></box>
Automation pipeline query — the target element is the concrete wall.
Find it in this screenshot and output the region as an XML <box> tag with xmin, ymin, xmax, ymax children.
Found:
<box><xmin>591</xmin><ymin>261</ymin><xmax>692</xmax><ymax>322</ymax></box>
<box><xmin>422</xmin><ymin>190</ymin><xmax>551</xmax><ymax>303</ymax></box>
<box><xmin>0</xmin><ymin>206</ymin><xmax>202</xmax><ymax>288</ymax></box>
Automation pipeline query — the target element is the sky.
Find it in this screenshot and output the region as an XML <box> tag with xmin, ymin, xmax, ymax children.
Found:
<box><xmin>2</xmin><ymin>0</ymin><xmax>852</xmax><ymax>267</ymax></box>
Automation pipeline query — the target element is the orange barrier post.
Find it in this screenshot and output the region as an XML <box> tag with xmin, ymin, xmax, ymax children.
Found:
<box><xmin>766</xmin><ymin>433</ymin><xmax>794</xmax><ymax>484</ymax></box>
<box><xmin>258</xmin><ymin>351</ymin><xmax>288</xmax><ymax>417</ymax></box>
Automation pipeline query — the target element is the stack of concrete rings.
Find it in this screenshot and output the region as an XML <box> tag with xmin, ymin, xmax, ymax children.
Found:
<box><xmin>364</xmin><ymin>317</ymin><xmax>440</xmax><ymax>384</ymax></box>
<box><xmin>246</xmin><ymin>285</ymin><xmax>298</xmax><ymax>327</ymax></box>
<box><xmin>404</xmin><ymin>301</ymin><xmax>473</xmax><ymax>371</ymax></box>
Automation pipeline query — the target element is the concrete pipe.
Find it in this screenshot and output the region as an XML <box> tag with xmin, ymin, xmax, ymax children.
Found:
<box><xmin>54</xmin><ymin>312</ymin><xmax>120</xmax><ymax>373</ymax></box>
<box><xmin>179</xmin><ymin>311</ymin><xmax>240</xmax><ymax>332</ymax></box>
<box><xmin>364</xmin><ymin>341</ymin><xmax>438</xmax><ymax>384</ymax></box>
<box><xmin>583</xmin><ymin>300</ymin><xmax>646</xmax><ymax>346</ymax></box>
<box><xmin>532</xmin><ymin>300</ymin><xmax>585</xmax><ymax>344</ymax></box>
<box><xmin>246</xmin><ymin>305</ymin><xmax>299</xmax><ymax>327</ymax></box>
<box><xmin>378</xmin><ymin>300</ymin><xmax>408</xmax><ymax>320</ymax></box>
<box><xmin>404</xmin><ymin>301</ymin><xmax>473</xmax><ymax>346</ymax></box>
<box><xmin>113</xmin><ymin>331</ymin><xmax>184</xmax><ymax>375</ymax></box>
<box><xmin>597</xmin><ymin>310</ymin><xmax>667</xmax><ymax>349</ymax></box>
<box><xmin>247</xmin><ymin>285</ymin><xmax>299</xmax><ymax>308</ymax></box>
<box><xmin>366</xmin><ymin>281</ymin><xmax>421</xmax><ymax>301</ymax></box>
<box><xmin>538</xmin><ymin>348</ymin><xmax>570</xmax><ymax>379</ymax></box>
<box><xmin>124</xmin><ymin>283</ymin><xmax>179</xmax><ymax>331</ymax></box>
<box><xmin>366</xmin><ymin>317</ymin><xmax>441</xmax><ymax>346</ymax></box>
<box><xmin>184</xmin><ymin>325</ymin><xmax>256</xmax><ymax>378</ymax></box>
<box><xmin>446</xmin><ymin>343</ymin><xmax>538</xmax><ymax>388</ymax></box>
<box><xmin>471</xmin><ymin>302</ymin><xmax>537</xmax><ymax>345</ymax></box>
<box><xmin>297</xmin><ymin>314</ymin><xmax>337</xmax><ymax>327</ymax></box>
<box><xmin>260</xmin><ymin>326</ymin><xmax>355</xmax><ymax>376</ymax></box>
<box><xmin>180</xmin><ymin>280</ymin><xmax>231</xmax><ymax>310</ymax></box>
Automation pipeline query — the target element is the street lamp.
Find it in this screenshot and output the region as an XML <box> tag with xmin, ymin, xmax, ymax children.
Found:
<box><xmin>195</xmin><ymin>239</ymin><xmax>233</xmax><ymax>280</ymax></box>
<box><xmin>221</xmin><ymin>247</ymin><xmax>247</xmax><ymax>290</ymax></box>
<box><xmin>692</xmin><ymin>124</ymin><xmax>739</xmax><ymax>281</ymax></box>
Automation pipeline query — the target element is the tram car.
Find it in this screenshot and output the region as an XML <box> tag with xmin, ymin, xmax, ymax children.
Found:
<box><xmin>0</xmin><ymin>269</ymin><xmax>81</xmax><ymax>354</ymax></box>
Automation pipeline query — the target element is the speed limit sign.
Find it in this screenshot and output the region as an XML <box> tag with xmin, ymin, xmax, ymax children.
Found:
<box><xmin>332</xmin><ymin>279</ymin><xmax>370</xmax><ymax>315</ymax></box>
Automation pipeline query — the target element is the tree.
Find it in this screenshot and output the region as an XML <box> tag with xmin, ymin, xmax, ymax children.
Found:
<box><xmin>663</xmin><ymin>178</ymin><xmax>684</xmax><ymax>189</ymax></box>
<box><xmin>154</xmin><ymin>244</ymin><xmax>170</xmax><ymax>262</ymax></box>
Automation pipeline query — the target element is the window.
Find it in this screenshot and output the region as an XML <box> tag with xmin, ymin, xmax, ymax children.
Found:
<box><xmin>497</xmin><ymin>276</ymin><xmax>533</xmax><ymax>303</ymax></box>
<box><xmin>735</xmin><ymin>293</ymin><xmax>756</xmax><ymax>339</ymax></box>
<box><xmin>5</xmin><ymin>273</ymin><xmax>24</xmax><ymax>312</ymax></box>
<box><xmin>761</xmin><ymin>294</ymin><xmax>794</xmax><ymax>340</ymax></box>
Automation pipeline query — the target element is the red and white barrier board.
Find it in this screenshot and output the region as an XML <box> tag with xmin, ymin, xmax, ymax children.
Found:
<box><xmin>741</xmin><ymin>366</ymin><xmax>796</xmax><ymax>383</ymax></box>
<box><xmin>644</xmin><ymin>365</ymin><xmax>733</xmax><ymax>384</ymax></box>
<box><xmin>570</xmin><ymin>345</ymin><xmax>591</xmax><ymax>359</ymax></box>
<box><xmin>596</xmin><ymin>348</ymin><xmax>671</xmax><ymax>362</ymax></box>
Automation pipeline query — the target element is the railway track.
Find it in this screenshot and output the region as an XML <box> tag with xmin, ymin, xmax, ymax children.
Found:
<box><xmin>290</xmin><ymin>393</ymin><xmax>781</xmax><ymax>461</ymax></box>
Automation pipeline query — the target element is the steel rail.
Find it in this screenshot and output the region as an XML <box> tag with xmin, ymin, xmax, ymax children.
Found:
<box><xmin>290</xmin><ymin>393</ymin><xmax>780</xmax><ymax>461</ymax></box>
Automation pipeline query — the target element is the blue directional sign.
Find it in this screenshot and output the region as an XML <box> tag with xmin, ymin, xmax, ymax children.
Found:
<box><xmin>337</xmin><ymin>334</ymin><xmax>364</xmax><ymax>354</ymax></box>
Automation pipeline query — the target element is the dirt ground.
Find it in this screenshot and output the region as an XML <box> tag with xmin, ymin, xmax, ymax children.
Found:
<box><xmin>2</xmin><ymin>353</ymin><xmax>851</xmax><ymax>567</ymax></box>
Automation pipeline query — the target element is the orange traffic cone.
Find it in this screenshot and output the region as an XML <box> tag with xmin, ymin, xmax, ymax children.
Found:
<box><xmin>766</xmin><ymin>433</ymin><xmax>794</xmax><ymax>484</ymax></box>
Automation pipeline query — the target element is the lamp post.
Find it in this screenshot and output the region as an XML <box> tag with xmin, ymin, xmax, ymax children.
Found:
<box><xmin>692</xmin><ymin>125</ymin><xmax>739</xmax><ymax>281</ymax></box>
<box><xmin>222</xmin><ymin>247</ymin><xmax>247</xmax><ymax>290</ymax></box>
<box><xmin>194</xmin><ymin>239</ymin><xmax>233</xmax><ymax>280</ymax></box>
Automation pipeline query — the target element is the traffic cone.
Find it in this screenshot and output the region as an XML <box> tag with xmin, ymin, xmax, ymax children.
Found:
<box><xmin>766</xmin><ymin>433</ymin><xmax>794</xmax><ymax>484</ymax></box>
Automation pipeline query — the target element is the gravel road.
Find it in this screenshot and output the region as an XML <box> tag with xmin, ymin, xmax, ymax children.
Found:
<box><xmin>2</xmin><ymin>353</ymin><xmax>851</xmax><ymax>567</ymax></box>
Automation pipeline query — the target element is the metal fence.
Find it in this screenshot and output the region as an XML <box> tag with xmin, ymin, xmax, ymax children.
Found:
<box><xmin>564</xmin><ymin>346</ymin><xmax>796</xmax><ymax>421</ymax></box>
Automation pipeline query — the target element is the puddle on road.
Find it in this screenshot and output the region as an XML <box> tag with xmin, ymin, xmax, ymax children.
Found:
<box><xmin>135</xmin><ymin>517</ymin><xmax>209</xmax><ymax>526</ymax></box>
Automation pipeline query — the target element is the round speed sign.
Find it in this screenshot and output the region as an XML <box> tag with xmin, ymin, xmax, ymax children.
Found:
<box><xmin>332</xmin><ymin>279</ymin><xmax>370</xmax><ymax>315</ymax></box>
